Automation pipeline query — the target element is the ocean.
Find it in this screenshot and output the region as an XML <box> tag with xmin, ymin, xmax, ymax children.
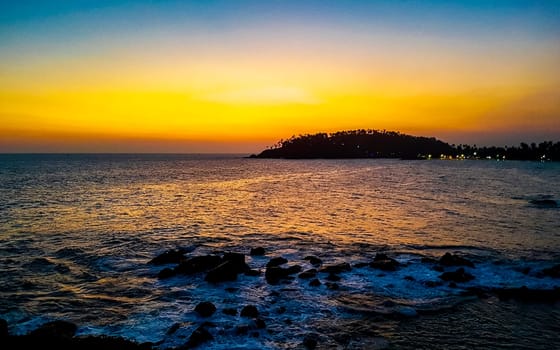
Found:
<box><xmin>1</xmin><ymin>154</ymin><xmax>559</xmax><ymax>349</ymax></box>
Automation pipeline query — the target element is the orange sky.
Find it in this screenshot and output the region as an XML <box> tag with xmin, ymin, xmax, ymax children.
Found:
<box><xmin>1</xmin><ymin>1</ymin><xmax>559</xmax><ymax>152</ymax></box>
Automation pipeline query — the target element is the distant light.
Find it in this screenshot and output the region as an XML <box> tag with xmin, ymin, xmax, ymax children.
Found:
<box><xmin>473</xmin><ymin>152</ymin><xmax>477</xmax><ymax>156</ymax></box>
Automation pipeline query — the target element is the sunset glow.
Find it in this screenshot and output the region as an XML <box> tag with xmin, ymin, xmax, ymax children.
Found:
<box><xmin>1</xmin><ymin>1</ymin><xmax>559</xmax><ymax>152</ymax></box>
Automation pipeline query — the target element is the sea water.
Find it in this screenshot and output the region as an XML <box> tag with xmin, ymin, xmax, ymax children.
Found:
<box><xmin>1</xmin><ymin>154</ymin><xmax>559</xmax><ymax>349</ymax></box>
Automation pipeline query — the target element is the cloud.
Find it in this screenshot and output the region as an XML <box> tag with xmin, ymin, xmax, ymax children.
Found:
<box><xmin>202</xmin><ymin>86</ymin><xmax>321</xmax><ymax>105</ymax></box>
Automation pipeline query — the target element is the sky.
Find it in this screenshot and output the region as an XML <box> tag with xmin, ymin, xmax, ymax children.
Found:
<box><xmin>1</xmin><ymin>0</ymin><xmax>559</xmax><ymax>153</ymax></box>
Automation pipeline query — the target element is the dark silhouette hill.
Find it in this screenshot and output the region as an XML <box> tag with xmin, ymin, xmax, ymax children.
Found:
<box><xmin>252</xmin><ymin>129</ymin><xmax>560</xmax><ymax>161</ymax></box>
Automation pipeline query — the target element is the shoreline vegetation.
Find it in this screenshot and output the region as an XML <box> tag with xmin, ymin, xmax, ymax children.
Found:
<box><xmin>251</xmin><ymin>129</ymin><xmax>560</xmax><ymax>161</ymax></box>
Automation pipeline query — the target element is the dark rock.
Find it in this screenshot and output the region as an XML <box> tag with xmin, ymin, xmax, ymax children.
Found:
<box><xmin>369</xmin><ymin>254</ymin><xmax>400</xmax><ymax>271</ymax></box>
<box><xmin>205</xmin><ymin>261</ymin><xmax>239</xmax><ymax>283</ymax></box>
<box><xmin>449</xmin><ymin>282</ymin><xmax>457</xmax><ymax>288</ymax></box>
<box><xmin>222</xmin><ymin>252</ymin><xmax>249</xmax><ymax>273</ymax></box>
<box><xmin>277</xmin><ymin>306</ymin><xmax>286</xmax><ymax>314</ymax></box>
<box><xmin>421</xmin><ymin>257</ymin><xmax>438</xmax><ymax>264</ymax></box>
<box><xmin>1</xmin><ymin>318</ymin><xmax>7</xmax><ymax>337</ymax></box>
<box><xmin>251</xmin><ymin>332</ymin><xmax>260</xmax><ymax>338</ymax></box>
<box><xmin>166</xmin><ymin>322</ymin><xmax>182</xmax><ymax>335</ymax></box>
<box><xmin>353</xmin><ymin>262</ymin><xmax>369</xmax><ymax>268</ymax></box>
<box><xmin>175</xmin><ymin>255</ymin><xmax>222</xmax><ymax>275</ymax></box>
<box><xmin>326</xmin><ymin>273</ymin><xmax>341</xmax><ymax>281</ymax></box>
<box><xmin>244</xmin><ymin>269</ymin><xmax>261</xmax><ymax>276</ymax></box>
<box><xmin>29</xmin><ymin>320</ymin><xmax>77</xmax><ymax>339</ymax></box>
<box><xmin>320</xmin><ymin>262</ymin><xmax>351</xmax><ymax>274</ymax></box>
<box><xmin>240</xmin><ymin>305</ymin><xmax>259</xmax><ymax>318</ymax></box>
<box><xmin>235</xmin><ymin>324</ymin><xmax>249</xmax><ymax>335</ymax></box>
<box><xmin>382</xmin><ymin>300</ymin><xmax>396</xmax><ymax>307</ymax></box>
<box><xmin>404</xmin><ymin>275</ymin><xmax>415</xmax><ymax>281</ymax></box>
<box><xmin>303</xmin><ymin>333</ymin><xmax>319</xmax><ymax>349</ymax></box>
<box><xmin>157</xmin><ymin>267</ymin><xmax>175</xmax><ymax>279</ymax></box>
<box><xmin>298</xmin><ymin>269</ymin><xmax>317</xmax><ymax>279</ymax></box>
<box><xmin>254</xmin><ymin>318</ymin><xmax>266</xmax><ymax>329</ymax></box>
<box><xmin>529</xmin><ymin>199</ymin><xmax>558</xmax><ymax>208</ymax></box>
<box><xmin>439</xmin><ymin>252</ymin><xmax>475</xmax><ymax>268</ymax></box>
<box><xmin>194</xmin><ymin>302</ymin><xmax>216</xmax><ymax>317</ymax></box>
<box><xmin>222</xmin><ymin>308</ymin><xmax>237</xmax><ymax>316</ymax></box>
<box><xmin>149</xmin><ymin>249</ymin><xmax>186</xmax><ymax>265</ymax></box>
<box><xmin>265</xmin><ymin>265</ymin><xmax>301</xmax><ymax>284</ymax></box>
<box><xmin>225</xmin><ymin>287</ymin><xmax>238</xmax><ymax>293</ymax></box>
<box><xmin>432</xmin><ymin>265</ymin><xmax>444</xmax><ymax>272</ymax></box>
<box><xmin>185</xmin><ymin>326</ymin><xmax>213</xmax><ymax>348</ymax></box>
<box><xmin>304</xmin><ymin>256</ymin><xmax>323</xmax><ymax>266</ymax></box>
<box><xmin>267</xmin><ymin>257</ymin><xmax>288</xmax><ymax>268</ymax></box>
<box><xmin>250</xmin><ymin>247</ymin><xmax>265</xmax><ymax>256</ymax></box>
<box><xmin>439</xmin><ymin>268</ymin><xmax>475</xmax><ymax>283</ymax></box>
<box><xmin>493</xmin><ymin>286</ymin><xmax>560</xmax><ymax>302</ymax></box>
<box><xmin>309</xmin><ymin>279</ymin><xmax>321</xmax><ymax>287</ymax></box>
<box><xmin>325</xmin><ymin>282</ymin><xmax>339</xmax><ymax>290</ymax></box>
<box><xmin>541</xmin><ymin>264</ymin><xmax>560</xmax><ymax>278</ymax></box>
<box><xmin>424</xmin><ymin>280</ymin><xmax>443</xmax><ymax>288</ymax></box>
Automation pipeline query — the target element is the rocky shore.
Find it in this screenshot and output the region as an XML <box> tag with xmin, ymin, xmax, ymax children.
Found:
<box><xmin>4</xmin><ymin>248</ymin><xmax>559</xmax><ymax>349</ymax></box>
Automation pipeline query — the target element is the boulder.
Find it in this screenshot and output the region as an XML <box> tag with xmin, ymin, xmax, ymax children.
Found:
<box><xmin>250</xmin><ymin>247</ymin><xmax>265</xmax><ymax>256</ymax></box>
<box><xmin>29</xmin><ymin>320</ymin><xmax>77</xmax><ymax>339</ymax></box>
<box><xmin>194</xmin><ymin>302</ymin><xmax>216</xmax><ymax>317</ymax></box>
<box><xmin>303</xmin><ymin>333</ymin><xmax>319</xmax><ymax>349</ymax></box>
<box><xmin>369</xmin><ymin>254</ymin><xmax>400</xmax><ymax>271</ymax></box>
<box><xmin>175</xmin><ymin>255</ymin><xmax>222</xmax><ymax>275</ymax></box>
<box><xmin>267</xmin><ymin>257</ymin><xmax>288</xmax><ymax>268</ymax></box>
<box><xmin>0</xmin><ymin>318</ymin><xmax>7</xmax><ymax>337</ymax></box>
<box><xmin>157</xmin><ymin>267</ymin><xmax>175</xmax><ymax>279</ymax></box>
<box><xmin>205</xmin><ymin>261</ymin><xmax>239</xmax><ymax>283</ymax></box>
<box><xmin>304</xmin><ymin>256</ymin><xmax>323</xmax><ymax>266</ymax></box>
<box><xmin>222</xmin><ymin>252</ymin><xmax>249</xmax><ymax>273</ymax></box>
<box><xmin>254</xmin><ymin>318</ymin><xmax>266</xmax><ymax>329</ymax></box>
<box><xmin>320</xmin><ymin>262</ymin><xmax>351</xmax><ymax>274</ymax></box>
<box><xmin>326</xmin><ymin>273</ymin><xmax>341</xmax><ymax>281</ymax></box>
<box><xmin>541</xmin><ymin>264</ymin><xmax>560</xmax><ymax>278</ymax></box>
<box><xmin>149</xmin><ymin>249</ymin><xmax>186</xmax><ymax>265</ymax></box>
<box><xmin>529</xmin><ymin>199</ymin><xmax>558</xmax><ymax>208</ymax></box>
<box><xmin>298</xmin><ymin>269</ymin><xmax>317</xmax><ymax>279</ymax></box>
<box><xmin>240</xmin><ymin>305</ymin><xmax>259</xmax><ymax>318</ymax></box>
<box><xmin>265</xmin><ymin>265</ymin><xmax>302</xmax><ymax>284</ymax></box>
<box><xmin>439</xmin><ymin>253</ymin><xmax>475</xmax><ymax>268</ymax></box>
<box><xmin>439</xmin><ymin>268</ymin><xmax>475</xmax><ymax>283</ymax></box>
<box><xmin>493</xmin><ymin>286</ymin><xmax>560</xmax><ymax>302</ymax></box>
<box><xmin>185</xmin><ymin>326</ymin><xmax>213</xmax><ymax>348</ymax></box>
<box><xmin>309</xmin><ymin>279</ymin><xmax>321</xmax><ymax>287</ymax></box>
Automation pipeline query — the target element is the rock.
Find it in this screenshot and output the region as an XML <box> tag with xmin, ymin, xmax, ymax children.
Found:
<box><xmin>175</xmin><ymin>255</ymin><xmax>222</xmax><ymax>275</ymax></box>
<box><xmin>320</xmin><ymin>262</ymin><xmax>351</xmax><ymax>274</ymax></box>
<box><xmin>149</xmin><ymin>249</ymin><xmax>186</xmax><ymax>265</ymax></box>
<box><xmin>157</xmin><ymin>267</ymin><xmax>175</xmax><ymax>279</ymax></box>
<box><xmin>326</xmin><ymin>273</ymin><xmax>341</xmax><ymax>281</ymax></box>
<box><xmin>267</xmin><ymin>257</ymin><xmax>288</xmax><ymax>268</ymax></box>
<box><xmin>240</xmin><ymin>305</ymin><xmax>259</xmax><ymax>318</ymax></box>
<box><xmin>195</xmin><ymin>302</ymin><xmax>216</xmax><ymax>317</ymax></box>
<box><xmin>424</xmin><ymin>280</ymin><xmax>443</xmax><ymax>288</ymax></box>
<box><xmin>309</xmin><ymin>279</ymin><xmax>321</xmax><ymax>287</ymax></box>
<box><xmin>205</xmin><ymin>261</ymin><xmax>239</xmax><ymax>283</ymax></box>
<box><xmin>369</xmin><ymin>254</ymin><xmax>400</xmax><ymax>271</ymax></box>
<box><xmin>493</xmin><ymin>286</ymin><xmax>560</xmax><ymax>302</ymax></box>
<box><xmin>304</xmin><ymin>256</ymin><xmax>322</xmax><ymax>266</ymax></box>
<box><xmin>185</xmin><ymin>326</ymin><xmax>213</xmax><ymax>348</ymax></box>
<box><xmin>404</xmin><ymin>275</ymin><xmax>415</xmax><ymax>281</ymax></box>
<box><xmin>254</xmin><ymin>318</ymin><xmax>266</xmax><ymax>329</ymax></box>
<box><xmin>0</xmin><ymin>318</ymin><xmax>7</xmax><ymax>337</ymax></box>
<box><xmin>250</xmin><ymin>247</ymin><xmax>265</xmax><ymax>256</ymax></box>
<box><xmin>166</xmin><ymin>322</ymin><xmax>182</xmax><ymax>335</ymax></box>
<box><xmin>222</xmin><ymin>308</ymin><xmax>237</xmax><ymax>316</ymax></box>
<box><xmin>439</xmin><ymin>252</ymin><xmax>475</xmax><ymax>268</ymax></box>
<box><xmin>265</xmin><ymin>265</ymin><xmax>301</xmax><ymax>284</ymax></box>
<box><xmin>529</xmin><ymin>199</ymin><xmax>558</xmax><ymax>208</ymax></box>
<box><xmin>298</xmin><ymin>269</ymin><xmax>317</xmax><ymax>279</ymax></box>
<box><xmin>397</xmin><ymin>306</ymin><xmax>418</xmax><ymax>318</ymax></box>
<box><xmin>244</xmin><ymin>269</ymin><xmax>261</xmax><ymax>276</ymax></box>
<box><xmin>541</xmin><ymin>264</ymin><xmax>560</xmax><ymax>278</ymax></box>
<box><xmin>421</xmin><ymin>257</ymin><xmax>438</xmax><ymax>264</ymax></box>
<box><xmin>439</xmin><ymin>268</ymin><xmax>475</xmax><ymax>283</ymax></box>
<box><xmin>325</xmin><ymin>282</ymin><xmax>339</xmax><ymax>290</ymax></box>
<box><xmin>235</xmin><ymin>324</ymin><xmax>249</xmax><ymax>335</ymax></box>
<box><xmin>353</xmin><ymin>262</ymin><xmax>369</xmax><ymax>268</ymax></box>
<box><xmin>303</xmin><ymin>333</ymin><xmax>319</xmax><ymax>349</ymax></box>
<box><xmin>29</xmin><ymin>320</ymin><xmax>77</xmax><ymax>339</ymax></box>
<box><xmin>222</xmin><ymin>252</ymin><xmax>249</xmax><ymax>273</ymax></box>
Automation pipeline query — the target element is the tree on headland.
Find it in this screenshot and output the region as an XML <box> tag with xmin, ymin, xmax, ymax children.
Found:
<box><xmin>253</xmin><ymin>129</ymin><xmax>560</xmax><ymax>161</ymax></box>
